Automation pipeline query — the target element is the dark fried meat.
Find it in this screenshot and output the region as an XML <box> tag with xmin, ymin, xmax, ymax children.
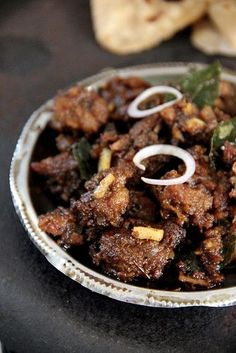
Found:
<box><xmin>159</xmin><ymin>99</ymin><xmax>204</xmax><ymax>144</ymax></box>
<box><xmin>111</xmin><ymin>115</ymin><xmax>162</xmax><ymax>153</ymax></box>
<box><xmin>99</xmin><ymin>76</ymin><xmax>150</xmax><ymax>121</ymax></box>
<box><xmin>178</xmin><ymin>261</ymin><xmax>212</xmax><ymax>289</ymax></box>
<box><xmin>92</xmin><ymin>111</ymin><xmax>162</xmax><ymax>162</ymax></box>
<box><xmin>31</xmin><ymin>152</ymin><xmax>77</xmax><ymax>176</ymax></box>
<box><xmin>226</xmin><ymin>222</ymin><xmax>236</xmax><ymax>263</ymax></box>
<box><xmin>154</xmin><ymin>170</ymin><xmax>214</xmax><ymax>229</ymax></box>
<box><xmin>223</xmin><ymin>141</ymin><xmax>236</xmax><ymax>165</ymax></box>
<box><xmin>154</xmin><ymin>145</ymin><xmax>230</xmax><ymax>228</ymax></box>
<box><xmin>92</xmin><ymin>104</ymin><xmax>163</xmax><ymax>165</ymax></box>
<box><xmin>199</xmin><ymin>227</ymin><xmax>224</xmax><ymax>285</ymax></box>
<box><xmin>159</xmin><ymin>99</ymin><xmax>230</xmax><ymax>145</ymax></box>
<box><xmin>126</xmin><ymin>191</ymin><xmax>158</xmax><ymax>222</ymax></box>
<box><xmin>189</xmin><ymin>146</ymin><xmax>230</xmax><ymax>222</ymax></box>
<box><xmin>90</xmin><ymin>221</ymin><xmax>186</xmax><ymax>282</ymax></box>
<box><xmin>212</xmin><ymin>174</ymin><xmax>230</xmax><ymax>221</ymax></box>
<box><xmin>52</xmin><ymin>86</ymin><xmax>109</xmax><ymax>134</ymax></box>
<box><xmin>55</xmin><ymin>134</ymin><xmax>78</xmax><ymax>152</ymax></box>
<box><xmin>31</xmin><ymin>152</ymin><xmax>80</xmax><ymax>202</ymax></box>
<box><xmin>229</xmin><ymin>166</ymin><xmax>236</xmax><ymax>199</ymax></box>
<box><xmin>74</xmin><ymin>163</ymin><xmax>135</xmax><ymax>227</ymax></box>
<box><xmin>178</xmin><ymin>226</ymin><xmax>224</xmax><ymax>289</ymax></box>
<box><xmin>39</xmin><ymin>207</ymin><xmax>83</xmax><ymax>248</ymax></box>
<box><xmin>91</xmin><ymin>123</ymin><xmax>119</xmax><ymax>159</ymax></box>
<box><xmin>129</xmin><ymin>115</ymin><xmax>162</xmax><ymax>148</ymax></box>
<box><xmin>214</xmin><ymin>81</ymin><xmax>236</xmax><ymax>116</ymax></box>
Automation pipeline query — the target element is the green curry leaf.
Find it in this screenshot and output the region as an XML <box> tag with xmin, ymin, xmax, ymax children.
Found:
<box><xmin>72</xmin><ymin>138</ymin><xmax>93</xmax><ymax>180</ymax></box>
<box><xmin>222</xmin><ymin>233</ymin><xmax>236</xmax><ymax>268</ymax></box>
<box><xmin>209</xmin><ymin>117</ymin><xmax>236</xmax><ymax>165</ymax></box>
<box><xmin>181</xmin><ymin>61</ymin><xmax>221</xmax><ymax>108</ymax></box>
<box><xmin>181</xmin><ymin>252</ymin><xmax>201</xmax><ymax>274</ymax></box>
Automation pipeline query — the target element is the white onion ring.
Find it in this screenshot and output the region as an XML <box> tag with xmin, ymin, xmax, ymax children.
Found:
<box><xmin>127</xmin><ymin>86</ymin><xmax>183</xmax><ymax>118</ymax></box>
<box><xmin>133</xmin><ymin>144</ymin><xmax>196</xmax><ymax>186</ymax></box>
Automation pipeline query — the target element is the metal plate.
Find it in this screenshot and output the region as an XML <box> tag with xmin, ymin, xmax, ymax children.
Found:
<box><xmin>10</xmin><ymin>62</ymin><xmax>236</xmax><ymax>307</ymax></box>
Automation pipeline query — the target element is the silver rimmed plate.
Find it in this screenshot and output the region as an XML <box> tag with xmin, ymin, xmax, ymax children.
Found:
<box><xmin>10</xmin><ymin>63</ymin><xmax>236</xmax><ymax>307</ymax></box>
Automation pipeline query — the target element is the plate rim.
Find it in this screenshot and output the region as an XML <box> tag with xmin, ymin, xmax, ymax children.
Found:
<box><xmin>10</xmin><ymin>62</ymin><xmax>236</xmax><ymax>308</ymax></box>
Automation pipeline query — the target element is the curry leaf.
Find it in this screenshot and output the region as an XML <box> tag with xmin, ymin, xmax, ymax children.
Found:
<box><xmin>222</xmin><ymin>233</ymin><xmax>236</xmax><ymax>267</ymax></box>
<box><xmin>181</xmin><ymin>252</ymin><xmax>201</xmax><ymax>274</ymax></box>
<box><xmin>72</xmin><ymin>138</ymin><xmax>93</xmax><ymax>180</ymax></box>
<box><xmin>181</xmin><ymin>61</ymin><xmax>221</xmax><ymax>108</ymax></box>
<box><xmin>209</xmin><ymin>117</ymin><xmax>236</xmax><ymax>165</ymax></box>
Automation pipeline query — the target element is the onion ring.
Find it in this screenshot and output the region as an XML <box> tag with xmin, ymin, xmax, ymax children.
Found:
<box><xmin>127</xmin><ymin>86</ymin><xmax>183</xmax><ymax>118</ymax></box>
<box><xmin>133</xmin><ymin>144</ymin><xmax>196</xmax><ymax>185</ymax></box>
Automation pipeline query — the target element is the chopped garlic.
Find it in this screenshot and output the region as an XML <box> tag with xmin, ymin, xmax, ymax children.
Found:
<box><xmin>185</xmin><ymin>117</ymin><xmax>206</xmax><ymax>130</ymax></box>
<box><xmin>94</xmin><ymin>173</ymin><xmax>115</xmax><ymax>199</ymax></box>
<box><xmin>132</xmin><ymin>226</ymin><xmax>164</xmax><ymax>242</ymax></box>
<box><xmin>183</xmin><ymin>102</ymin><xmax>195</xmax><ymax>115</ymax></box>
<box><xmin>98</xmin><ymin>148</ymin><xmax>112</xmax><ymax>172</ymax></box>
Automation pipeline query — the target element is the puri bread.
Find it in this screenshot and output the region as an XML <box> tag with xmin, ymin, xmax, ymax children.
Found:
<box><xmin>91</xmin><ymin>0</ymin><xmax>208</xmax><ymax>54</ymax></box>
<box><xmin>191</xmin><ymin>18</ymin><xmax>236</xmax><ymax>57</ymax></box>
<box><xmin>208</xmin><ymin>0</ymin><xmax>236</xmax><ymax>49</ymax></box>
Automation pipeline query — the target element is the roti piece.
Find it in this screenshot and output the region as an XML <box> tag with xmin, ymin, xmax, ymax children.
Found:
<box><xmin>208</xmin><ymin>0</ymin><xmax>236</xmax><ymax>49</ymax></box>
<box><xmin>91</xmin><ymin>0</ymin><xmax>208</xmax><ymax>54</ymax></box>
<box><xmin>191</xmin><ymin>18</ymin><xmax>236</xmax><ymax>57</ymax></box>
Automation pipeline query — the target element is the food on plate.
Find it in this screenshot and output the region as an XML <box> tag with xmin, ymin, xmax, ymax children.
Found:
<box><xmin>90</xmin><ymin>0</ymin><xmax>208</xmax><ymax>54</ymax></box>
<box><xmin>191</xmin><ymin>19</ymin><xmax>236</xmax><ymax>57</ymax></box>
<box><xmin>31</xmin><ymin>62</ymin><xmax>236</xmax><ymax>290</ymax></box>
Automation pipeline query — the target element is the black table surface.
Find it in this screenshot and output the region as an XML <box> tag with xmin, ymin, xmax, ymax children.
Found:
<box><xmin>1</xmin><ymin>1</ymin><xmax>236</xmax><ymax>352</ymax></box>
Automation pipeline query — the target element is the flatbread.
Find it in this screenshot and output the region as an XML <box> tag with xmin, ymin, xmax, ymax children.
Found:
<box><xmin>208</xmin><ymin>0</ymin><xmax>236</xmax><ymax>49</ymax></box>
<box><xmin>191</xmin><ymin>18</ymin><xmax>236</xmax><ymax>57</ymax></box>
<box><xmin>91</xmin><ymin>0</ymin><xmax>208</xmax><ymax>54</ymax></box>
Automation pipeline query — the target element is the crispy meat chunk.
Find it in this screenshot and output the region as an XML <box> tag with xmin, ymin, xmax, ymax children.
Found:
<box><xmin>214</xmin><ymin>81</ymin><xmax>236</xmax><ymax>116</ymax></box>
<box><xmin>199</xmin><ymin>106</ymin><xmax>218</xmax><ymax>132</ymax></box>
<box><xmin>199</xmin><ymin>227</ymin><xmax>224</xmax><ymax>285</ymax></box>
<box><xmin>129</xmin><ymin>115</ymin><xmax>162</xmax><ymax>148</ymax></box>
<box><xmin>154</xmin><ymin>170</ymin><xmax>214</xmax><ymax>229</ymax></box>
<box><xmin>223</xmin><ymin>141</ymin><xmax>236</xmax><ymax>165</ymax></box>
<box><xmin>154</xmin><ymin>145</ymin><xmax>230</xmax><ymax>227</ymax></box>
<box><xmin>111</xmin><ymin>115</ymin><xmax>162</xmax><ymax>153</ymax></box>
<box><xmin>178</xmin><ymin>226</ymin><xmax>224</xmax><ymax>289</ymax></box>
<box><xmin>224</xmin><ymin>221</ymin><xmax>236</xmax><ymax>264</ymax></box>
<box><xmin>91</xmin><ymin>113</ymin><xmax>164</xmax><ymax>183</ymax></box>
<box><xmin>178</xmin><ymin>259</ymin><xmax>212</xmax><ymax>289</ymax></box>
<box><xmin>31</xmin><ymin>152</ymin><xmax>80</xmax><ymax>202</ymax></box>
<box><xmin>188</xmin><ymin>146</ymin><xmax>230</xmax><ymax>221</ymax></box>
<box><xmin>229</xmin><ymin>153</ymin><xmax>236</xmax><ymax>199</ymax></box>
<box><xmin>159</xmin><ymin>99</ymin><xmax>231</xmax><ymax>145</ymax></box>
<box><xmin>74</xmin><ymin>163</ymin><xmax>135</xmax><ymax>227</ymax></box>
<box><xmin>159</xmin><ymin>99</ymin><xmax>205</xmax><ymax>144</ymax></box>
<box><xmin>126</xmin><ymin>191</ymin><xmax>158</xmax><ymax>222</ymax></box>
<box><xmin>99</xmin><ymin>76</ymin><xmax>150</xmax><ymax>121</ymax></box>
<box><xmin>91</xmin><ymin>123</ymin><xmax>119</xmax><ymax>159</ymax></box>
<box><xmin>39</xmin><ymin>207</ymin><xmax>83</xmax><ymax>248</ymax></box>
<box><xmin>90</xmin><ymin>221</ymin><xmax>186</xmax><ymax>282</ymax></box>
<box><xmin>92</xmin><ymin>109</ymin><xmax>162</xmax><ymax>163</ymax></box>
<box><xmin>212</xmin><ymin>174</ymin><xmax>230</xmax><ymax>221</ymax></box>
<box><xmin>190</xmin><ymin>146</ymin><xmax>230</xmax><ymax>221</ymax></box>
<box><xmin>52</xmin><ymin>86</ymin><xmax>109</xmax><ymax>134</ymax></box>
<box><xmin>112</xmin><ymin>116</ymin><xmax>165</xmax><ymax>181</ymax></box>
<box><xmin>55</xmin><ymin>134</ymin><xmax>78</xmax><ymax>152</ymax></box>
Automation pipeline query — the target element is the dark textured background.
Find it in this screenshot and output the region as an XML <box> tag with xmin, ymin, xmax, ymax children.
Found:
<box><xmin>0</xmin><ymin>1</ymin><xmax>236</xmax><ymax>352</ymax></box>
